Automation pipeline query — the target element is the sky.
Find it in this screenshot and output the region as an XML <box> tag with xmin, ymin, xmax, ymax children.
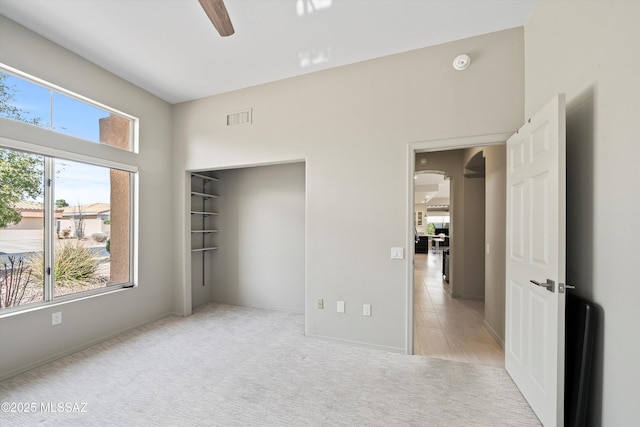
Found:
<box><xmin>56</xmin><ymin>159</ymin><xmax>111</xmax><ymax>205</ymax></box>
<box><xmin>2</xmin><ymin>72</ymin><xmax>115</xmax><ymax>204</ymax></box>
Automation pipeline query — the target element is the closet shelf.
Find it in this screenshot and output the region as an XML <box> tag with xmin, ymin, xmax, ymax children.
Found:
<box><xmin>191</xmin><ymin>173</ymin><xmax>220</xmax><ymax>182</ymax></box>
<box><xmin>190</xmin><ymin>211</ymin><xmax>219</xmax><ymax>216</ymax></box>
<box><xmin>190</xmin><ymin>170</ymin><xmax>220</xmax><ymax>294</ymax></box>
<box><xmin>191</xmin><ymin>247</ymin><xmax>219</xmax><ymax>252</ymax></box>
<box><xmin>191</xmin><ymin>191</ymin><xmax>219</xmax><ymax>198</ymax></box>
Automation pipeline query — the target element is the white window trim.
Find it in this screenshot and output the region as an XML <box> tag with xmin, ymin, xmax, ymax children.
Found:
<box><xmin>0</xmin><ymin>68</ymin><xmax>139</xmax><ymax>316</ymax></box>
<box><xmin>0</xmin><ymin>141</ymin><xmax>139</xmax><ymax>316</ymax></box>
<box><xmin>0</xmin><ymin>132</ymin><xmax>138</xmax><ymax>173</ymax></box>
<box><xmin>1</xmin><ymin>63</ymin><xmax>139</xmax><ymax>154</ymax></box>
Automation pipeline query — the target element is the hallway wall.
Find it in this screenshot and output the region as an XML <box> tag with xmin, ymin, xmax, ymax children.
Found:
<box><xmin>461</xmin><ymin>175</ymin><xmax>485</xmax><ymax>299</ymax></box>
<box><xmin>483</xmin><ymin>145</ymin><xmax>506</xmax><ymax>344</ymax></box>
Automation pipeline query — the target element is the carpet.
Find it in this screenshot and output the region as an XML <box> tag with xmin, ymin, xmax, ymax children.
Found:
<box><xmin>0</xmin><ymin>303</ymin><xmax>540</xmax><ymax>426</ymax></box>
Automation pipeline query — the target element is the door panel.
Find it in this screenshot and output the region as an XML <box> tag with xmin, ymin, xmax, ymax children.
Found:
<box><xmin>506</xmin><ymin>94</ymin><xmax>566</xmax><ymax>427</ymax></box>
<box><xmin>530</xmin><ymin>290</ymin><xmax>550</xmax><ymax>387</ymax></box>
<box><xmin>510</xmin><ymin>182</ymin><xmax>525</xmax><ymax>260</ymax></box>
<box><xmin>508</xmin><ymin>280</ymin><xmax>524</xmax><ymax>362</ymax></box>
<box><xmin>531</xmin><ymin>171</ymin><xmax>549</xmax><ymax>266</ymax></box>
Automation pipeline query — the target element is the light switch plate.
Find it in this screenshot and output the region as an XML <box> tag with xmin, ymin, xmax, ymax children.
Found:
<box><xmin>391</xmin><ymin>247</ymin><xmax>404</xmax><ymax>259</ymax></box>
<box><xmin>337</xmin><ymin>301</ymin><xmax>345</xmax><ymax>313</ymax></box>
<box><xmin>363</xmin><ymin>304</ymin><xmax>371</xmax><ymax>316</ymax></box>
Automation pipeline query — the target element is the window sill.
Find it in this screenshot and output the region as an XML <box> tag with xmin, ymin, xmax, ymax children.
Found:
<box><xmin>0</xmin><ymin>284</ymin><xmax>136</xmax><ymax>319</ymax></box>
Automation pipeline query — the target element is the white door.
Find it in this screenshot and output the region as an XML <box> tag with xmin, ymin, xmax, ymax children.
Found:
<box><xmin>505</xmin><ymin>94</ymin><xmax>566</xmax><ymax>426</ymax></box>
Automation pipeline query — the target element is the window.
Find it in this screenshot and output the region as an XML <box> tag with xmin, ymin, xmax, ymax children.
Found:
<box><xmin>426</xmin><ymin>215</ymin><xmax>450</xmax><ymax>230</ymax></box>
<box><xmin>0</xmin><ymin>148</ymin><xmax>134</xmax><ymax>309</ymax></box>
<box><xmin>0</xmin><ymin>66</ymin><xmax>135</xmax><ymax>152</ymax></box>
<box><xmin>0</xmin><ymin>65</ymin><xmax>137</xmax><ymax>313</ymax></box>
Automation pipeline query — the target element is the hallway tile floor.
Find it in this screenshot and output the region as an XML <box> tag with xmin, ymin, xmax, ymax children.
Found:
<box><xmin>413</xmin><ymin>252</ymin><xmax>505</xmax><ymax>368</ymax></box>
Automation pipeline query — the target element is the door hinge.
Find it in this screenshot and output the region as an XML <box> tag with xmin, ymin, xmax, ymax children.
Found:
<box><xmin>47</xmin><ymin>178</ymin><xmax>52</xmax><ymax>187</ymax></box>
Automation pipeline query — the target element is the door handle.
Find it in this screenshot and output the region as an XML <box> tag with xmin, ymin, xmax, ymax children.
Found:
<box><xmin>559</xmin><ymin>283</ymin><xmax>576</xmax><ymax>293</ymax></box>
<box><xmin>530</xmin><ymin>279</ymin><xmax>555</xmax><ymax>292</ymax></box>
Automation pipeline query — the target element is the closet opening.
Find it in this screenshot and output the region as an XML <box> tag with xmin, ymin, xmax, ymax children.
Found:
<box><xmin>187</xmin><ymin>162</ymin><xmax>306</xmax><ymax>314</ymax></box>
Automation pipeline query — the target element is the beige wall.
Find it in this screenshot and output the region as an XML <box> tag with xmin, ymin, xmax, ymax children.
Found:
<box><xmin>174</xmin><ymin>27</ymin><xmax>525</xmax><ymax>351</ymax></box>
<box><xmin>461</xmin><ymin>148</ymin><xmax>486</xmax><ymax>301</ymax></box>
<box><xmin>460</xmin><ymin>144</ymin><xmax>507</xmax><ymax>341</ymax></box>
<box><xmin>525</xmin><ymin>1</ymin><xmax>640</xmax><ymax>424</ymax></box>
<box><xmin>461</xmin><ymin>173</ymin><xmax>485</xmax><ymax>299</ymax></box>
<box><xmin>209</xmin><ymin>163</ymin><xmax>305</xmax><ymax>312</ymax></box>
<box><xmin>483</xmin><ymin>145</ymin><xmax>506</xmax><ymax>344</ymax></box>
<box><xmin>0</xmin><ymin>16</ymin><xmax>174</xmax><ymax>379</ymax></box>
<box><xmin>1</xmin><ymin>217</ymin><xmax>42</xmax><ymax>231</ymax></box>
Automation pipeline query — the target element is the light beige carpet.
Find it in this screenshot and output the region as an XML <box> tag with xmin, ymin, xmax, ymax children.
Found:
<box><xmin>0</xmin><ymin>303</ymin><xmax>540</xmax><ymax>426</ymax></box>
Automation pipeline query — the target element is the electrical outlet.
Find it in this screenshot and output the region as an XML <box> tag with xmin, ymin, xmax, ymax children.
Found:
<box><xmin>317</xmin><ymin>298</ymin><xmax>324</xmax><ymax>309</ymax></box>
<box><xmin>52</xmin><ymin>311</ymin><xmax>62</xmax><ymax>325</ymax></box>
<box><xmin>363</xmin><ymin>304</ymin><xmax>371</xmax><ymax>316</ymax></box>
<box><xmin>337</xmin><ymin>301</ymin><xmax>345</xmax><ymax>313</ymax></box>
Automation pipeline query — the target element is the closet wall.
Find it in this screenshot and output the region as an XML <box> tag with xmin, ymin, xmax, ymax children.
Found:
<box><xmin>190</xmin><ymin>162</ymin><xmax>305</xmax><ymax>312</ymax></box>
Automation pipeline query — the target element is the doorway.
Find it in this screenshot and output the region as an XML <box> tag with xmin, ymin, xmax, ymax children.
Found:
<box><xmin>407</xmin><ymin>134</ymin><xmax>510</xmax><ymax>367</ymax></box>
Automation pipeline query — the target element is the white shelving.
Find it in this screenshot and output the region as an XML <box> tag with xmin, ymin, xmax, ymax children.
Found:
<box><xmin>190</xmin><ymin>191</ymin><xmax>219</xmax><ymax>199</ymax></box>
<box><xmin>190</xmin><ymin>211</ymin><xmax>219</xmax><ymax>216</ymax></box>
<box><xmin>191</xmin><ymin>173</ymin><xmax>220</xmax><ymax>182</ymax></box>
<box><xmin>191</xmin><ymin>247</ymin><xmax>219</xmax><ymax>252</ymax></box>
<box><xmin>190</xmin><ymin>172</ymin><xmax>220</xmax><ymax>292</ymax></box>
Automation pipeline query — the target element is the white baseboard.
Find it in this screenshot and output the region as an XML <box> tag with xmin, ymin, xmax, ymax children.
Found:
<box><xmin>483</xmin><ymin>320</ymin><xmax>505</xmax><ymax>349</ymax></box>
<box><xmin>306</xmin><ymin>333</ymin><xmax>405</xmax><ymax>354</ymax></box>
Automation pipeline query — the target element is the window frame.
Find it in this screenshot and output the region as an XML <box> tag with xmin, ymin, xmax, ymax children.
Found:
<box><xmin>0</xmin><ymin>67</ymin><xmax>139</xmax><ymax>317</ymax></box>
<box><xmin>1</xmin><ymin>63</ymin><xmax>138</xmax><ymax>153</ymax></box>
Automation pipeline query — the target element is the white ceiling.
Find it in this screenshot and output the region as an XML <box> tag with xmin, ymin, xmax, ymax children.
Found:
<box><xmin>415</xmin><ymin>172</ymin><xmax>449</xmax><ymax>206</ymax></box>
<box><xmin>0</xmin><ymin>0</ymin><xmax>537</xmax><ymax>104</ymax></box>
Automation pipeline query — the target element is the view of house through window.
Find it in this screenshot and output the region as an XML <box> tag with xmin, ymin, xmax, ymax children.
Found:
<box><xmin>0</xmin><ymin>148</ymin><xmax>132</xmax><ymax>309</ymax></box>
<box><xmin>0</xmin><ymin>66</ymin><xmax>136</xmax><ymax>311</ymax></box>
<box><xmin>52</xmin><ymin>159</ymin><xmax>131</xmax><ymax>298</ymax></box>
<box><xmin>0</xmin><ymin>150</ymin><xmax>45</xmax><ymax>308</ymax></box>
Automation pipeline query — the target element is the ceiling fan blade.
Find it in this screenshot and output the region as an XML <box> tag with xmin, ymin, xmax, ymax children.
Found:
<box><xmin>198</xmin><ymin>0</ymin><xmax>235</xmax><ymax>37</ymax></box>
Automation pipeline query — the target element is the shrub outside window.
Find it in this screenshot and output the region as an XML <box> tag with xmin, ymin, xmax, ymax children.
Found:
<box><xmin>0</xmin><ymin>147</ymin><xmax>134</xmax><ymax>310</ymax></box>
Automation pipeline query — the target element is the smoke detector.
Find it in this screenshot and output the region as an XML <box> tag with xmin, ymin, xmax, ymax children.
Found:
<box><xmin>453</xmin><ymin>54</ymin><xmax>471</xmax><ymax>71</ymax></box>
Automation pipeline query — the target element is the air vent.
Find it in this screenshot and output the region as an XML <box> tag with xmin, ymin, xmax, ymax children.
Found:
<box><xmin>226</xmin><ymin>109</ymin><xmax>252</xmax><ymax>126</ymax></box>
